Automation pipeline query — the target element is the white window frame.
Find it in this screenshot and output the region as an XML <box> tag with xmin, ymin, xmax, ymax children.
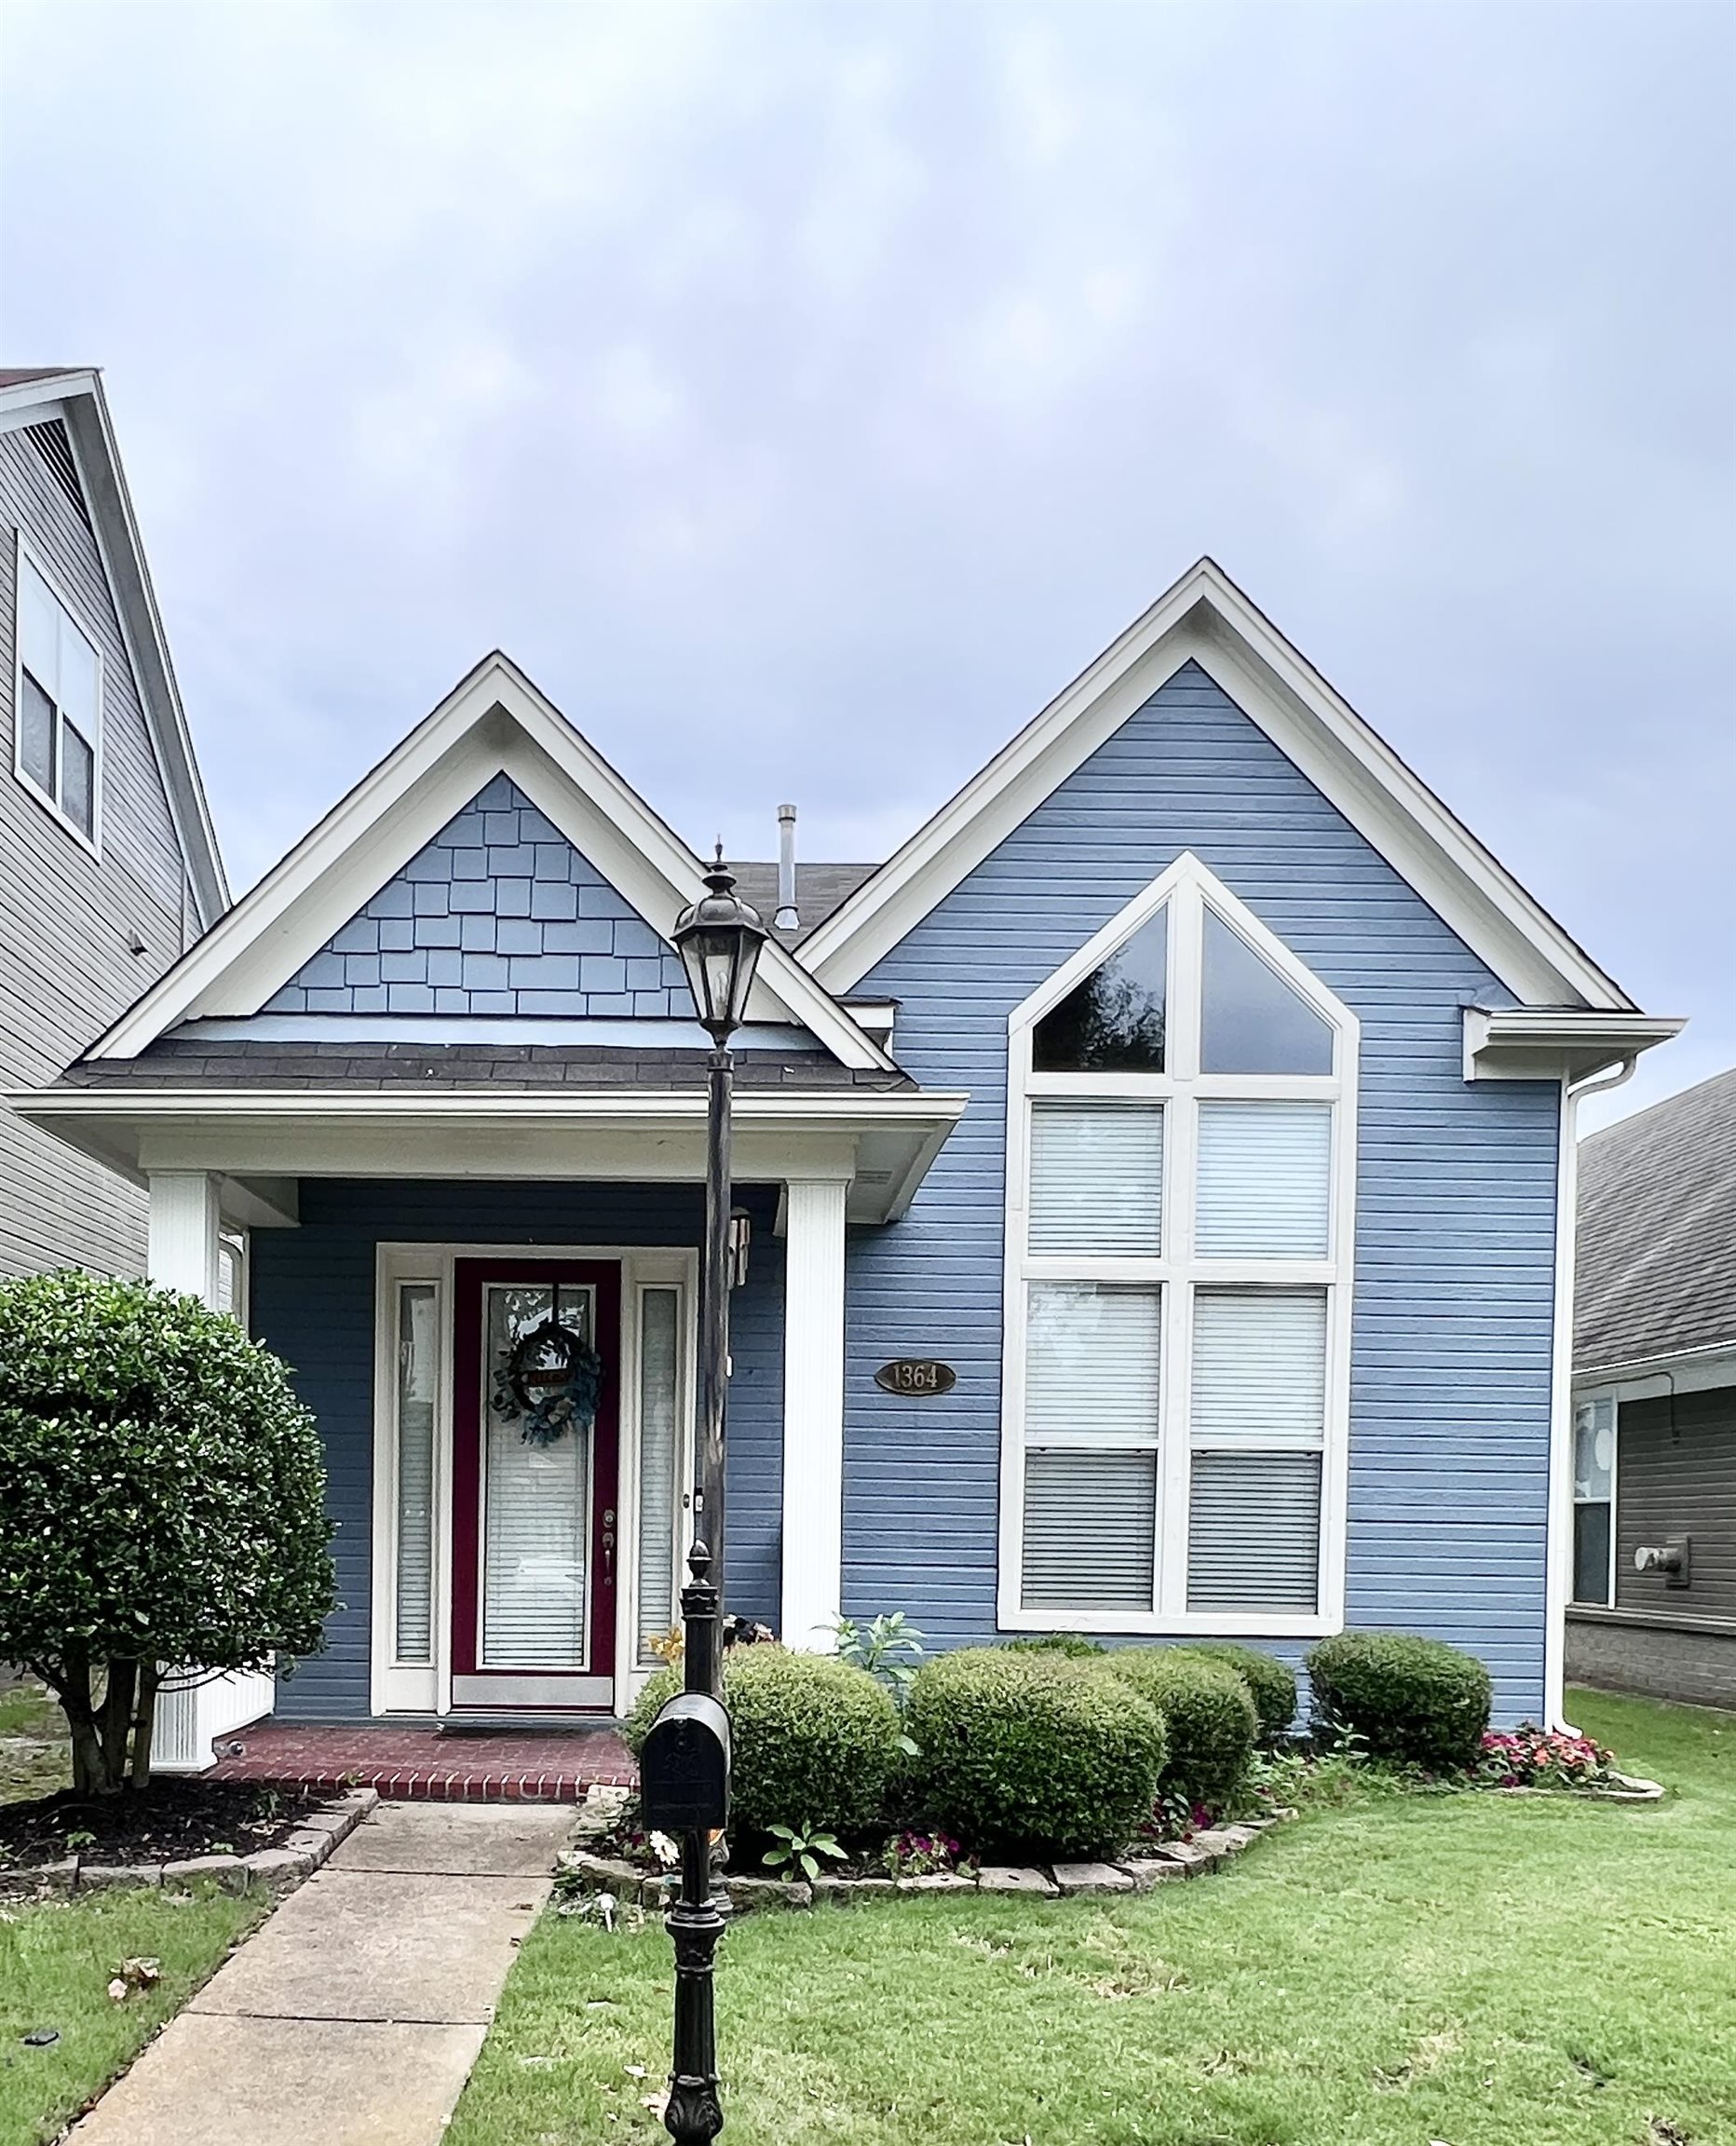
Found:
<box><xmin>370</xmin><ymin>1241</ymin><xmax>698</xmax><ymax>1718</ymax></box>
<box><xmin>12</xmin><ymin>533</ymin><xmax>104</xmax><ymax>857</ymax></box>
<box><xmin>997</xmin><ymin>850</ymin><xmax>1358</xmax><ymax>1637</ymax></box>
<box><xmin>1569</xmin><ymin>1390</ymin><xmax>1618</xmax><ymax>1610</ymax></box>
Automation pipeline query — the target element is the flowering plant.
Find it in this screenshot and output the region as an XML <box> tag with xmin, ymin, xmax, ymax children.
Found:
<box><xmin>1473</xmin><ymin>1724</ymin><xmax>1621</xmax><ymax>1790</ymax></box>
<box><xmin>881</xmin><ymin>1827</ymin><xmax>972</xmax><ymax>1878</ymax></box>
<box><xmin>1137</xmin><ymin>1791</ymin><xmax>1213</xmax><ymax>1845</ymax></box>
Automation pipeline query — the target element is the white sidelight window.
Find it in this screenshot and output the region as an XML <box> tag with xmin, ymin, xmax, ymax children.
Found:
<box><xmin>393</xmin><ymin>1282</ymin><xmax>440</xmax><ymax>1664</ymax></box>
<box><xmin>636</xmin><ymin>1285</ymin><xmax>684</xmax><ymax>1664</ymax></box>
<box><xmin>1002</xmin><ymin>853</ymin><xmax>1356</xmax><ymax>1635</ymax></box>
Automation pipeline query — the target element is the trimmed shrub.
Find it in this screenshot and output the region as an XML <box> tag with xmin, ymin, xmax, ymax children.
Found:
<box><xmin>1306</xmin><ymin>1632</ymin><xmax>1493</xmax><ymax>1771</ymax></box>
<box><xmin>1168</xmin><ymin>1644</ymin><xmax>1297</xmax><ymax>1745</ymax></box>
<box><xmin>626</xmin><ymin>1647</ymin><xmax>901</xmax><ymax>1838</ymax></box>
<box><xmin>905</xmin><ymin>1648</ymin><xmax>1167</xmax><ymax>1857</ymax></box>
<box><xmin>0</xmin><ymin>1269</ymin><xmax>335</xmax><ymax>1795</ymax></box>
<box><xmin>999</xmin><ymin>1634</ymin><xmax>1107</xmax><ymax>1659</ymax></box>
<box><xmin>1101</xmin><ymin>1650</ymin><xmax>1257</xmax><ymax>1808</ymax></box>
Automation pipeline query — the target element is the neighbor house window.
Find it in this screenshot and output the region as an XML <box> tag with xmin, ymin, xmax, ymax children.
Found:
<box><xmin>15</xmin><ymin>546</ymin><xmax>101</xmax><ymax>846</ymax></box>
<box><xmin>1007</xmin><ymin>855</ymin><xmax>1354</xmax><ymax>1630</ymax></box>
<box><xmin>1571</xmin><ymin>1394</ymin><xmax>1616</xmax><ymax>1608</ymax></box>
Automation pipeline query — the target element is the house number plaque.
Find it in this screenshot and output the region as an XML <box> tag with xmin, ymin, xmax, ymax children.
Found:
<box><xmin>874</xmin><ymin>1359</ymin><xmax>956</xmax><ymax>1397</ymax></box>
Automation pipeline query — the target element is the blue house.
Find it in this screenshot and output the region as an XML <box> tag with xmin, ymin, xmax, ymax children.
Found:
<box><xmin>19</xmin><ymin>561</ymin><xmax>1679</xmax><ymax>1763</ymax></box>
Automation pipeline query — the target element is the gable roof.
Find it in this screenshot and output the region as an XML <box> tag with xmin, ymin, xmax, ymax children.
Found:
<box><xmin>1576</xmin><ymin>1066</ymin><xmax>1736</xmax><ymax>1374</ymax></box>
<box><xmin>730</xmin><ymin>861</ymin><xmax>877</xmax><ymax>946</ymax></box>
<box><xmin>797</xmin><ymin>557</ymin><xmax>1635</xmax><ymax>1012</ymax></box>
<box><xmin>88</xmin><ymin>652</ymin><xmax>895</xmax><ymax>1073</ymax></box>
<box><xmin>0</xmin><ymin>368</ymin><xmax>227</xmax><ymax>926</ymax></box>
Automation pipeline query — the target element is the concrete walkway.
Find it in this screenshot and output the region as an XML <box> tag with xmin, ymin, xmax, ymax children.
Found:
<box><xmin>73</xmin><ymin>1800</ymin><xmax>576</xmax><ymax>2146</ymax></box>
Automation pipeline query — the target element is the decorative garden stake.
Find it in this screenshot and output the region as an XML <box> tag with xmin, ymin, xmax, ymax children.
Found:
<box><xmin>646</xmin><ymin>849</ymin><xmax>766</xmax><ymax>2143</ymax></box>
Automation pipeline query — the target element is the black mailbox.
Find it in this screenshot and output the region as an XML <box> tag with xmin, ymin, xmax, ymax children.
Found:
<box><xmin>640</xmin><ymin>1691</ymin><xmax>731</xmax><ymax>1832</ymax></box>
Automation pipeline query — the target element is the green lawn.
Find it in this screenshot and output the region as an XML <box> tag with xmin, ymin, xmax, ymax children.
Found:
<box><xmin>0</xmin><ymin>1679</ymin><xmax>264</xmax><ymax>2146</ymax></box>
<box><xmin>449</xmin><ymin>1691</ymin><xmax>1735</xmax><ymax>2146</ymax></box>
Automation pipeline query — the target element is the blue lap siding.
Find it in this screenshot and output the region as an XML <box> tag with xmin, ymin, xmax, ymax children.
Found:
<box><xmin>251</xmin><ymin>1178</ymin><xmax>784</xmax><ymax>1720</ymax></box>
<box><xmin>845</xmin><ymin>659</ymin><xmax>1559</xmax><ymax>1722</ymax></box>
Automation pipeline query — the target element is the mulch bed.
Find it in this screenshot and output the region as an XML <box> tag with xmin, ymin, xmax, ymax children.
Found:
<box><xmin>0</xmin><ymin>1777</ymin><xmax>319</xmax><ymax>1869</ymax></box>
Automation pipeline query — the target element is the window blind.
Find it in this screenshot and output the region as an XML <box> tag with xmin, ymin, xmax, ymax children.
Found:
<box><xmin>481</xmin><ymin>1425</ymin><xmax>590</xmax><ymax>1668</ymax></box>
<box><xmin>1196</xmin><ymin>1100</ymin><xmax>1332</xmax><ymax>1258</ymax></box>
<box><xmin>394</xmin><ymin>1283</ymin><xmax>438</xmax><ymax>1664</ymax></box>
<box><xmin>1025</xmin><ymin>1283</ymin><xmax>1161</xmax><ymax>1446</ymax></box>
<box><xmin>1190</xmin><ymin>1289</ymin><xmax>1327</xmax><ymax>1445</ymax></box>
<box><xmin>1186</xmin><ymin>1449</ymin><xmax>1322</xmax><ymax>1611</ymax></box>
<box><xmin>1028</xmin><ymin>1100</ymin><xmax>1163</xmax><ymax>1256</ymax></box>
<box><xmin>1022</xmin><ymin>1447</ymin><xmax>1158</xmax><ymax>1609</ymax></box>
<box><xmin>637</xmin><ymin>1288</ymin><xmax>681</xmax><ymax>1663</ymax></box>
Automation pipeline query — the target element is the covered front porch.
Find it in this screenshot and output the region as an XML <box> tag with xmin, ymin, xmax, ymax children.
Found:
<box><xmin>25</xmin><ymin>1053</ymin><xmax>963</xmax><ymax>1770</ymax></box>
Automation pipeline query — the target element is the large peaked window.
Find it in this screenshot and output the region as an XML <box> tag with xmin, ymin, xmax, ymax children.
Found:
<box><xmin>1003</xmin><ymin>854</ymin><xmax>1355</xmax><ymax>1634</ymax></box>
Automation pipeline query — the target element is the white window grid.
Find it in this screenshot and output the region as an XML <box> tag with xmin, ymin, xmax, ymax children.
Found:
<box><xmin>998</xmin><ymin>852</ymin><xmax>1359</xmax><ymax>1636</ymax></box>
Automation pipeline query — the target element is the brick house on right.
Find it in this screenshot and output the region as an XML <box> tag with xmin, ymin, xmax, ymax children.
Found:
<box><xmin>1568</xmin><ymin>1067</ymin><xmax>1736</xmax><ymax>1709</ymax></box>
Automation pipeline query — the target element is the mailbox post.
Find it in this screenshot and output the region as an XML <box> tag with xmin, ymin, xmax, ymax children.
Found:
<box><xmin>657</xmin><ymin>854</ymin><xmax>766</xmax><ymax>2143</ymax></box>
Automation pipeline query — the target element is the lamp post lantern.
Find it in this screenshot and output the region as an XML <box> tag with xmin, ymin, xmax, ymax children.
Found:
<box><xmin>646</xmin><ymin>846</ymin><xmax>766</xmax><ymax>2145</ymax></box>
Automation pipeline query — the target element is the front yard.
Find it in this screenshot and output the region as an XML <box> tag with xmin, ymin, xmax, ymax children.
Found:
<box><xmin>448</xmin><ymin>1691</ymin><xmax>1735</xmax><ymax>2146</ymax></box>
<box><xmin>0</xmin><ymin>1678</ymin><xmax>265</xmax><ymax>2146</ymax></box>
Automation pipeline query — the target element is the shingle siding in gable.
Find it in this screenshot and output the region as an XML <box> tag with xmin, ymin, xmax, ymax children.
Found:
<box><xmin>845</xmin><ymin>660</ymin><xmax>1559</xmax><ymax>1723</ymax></box>
<box><xmin>0</xmin><ymin>424</ymin><xmax>191</xmax><ymax>1279</ymax></box>
<box><xmin>251</xmin><ymin>1178</ymin><xmax>784</xmax><ymax>1720</ymax></box>
<box><xmin>266</xmin><ymin>776</ymin><xmax>690</xmax><ymax>1017</ymax></box>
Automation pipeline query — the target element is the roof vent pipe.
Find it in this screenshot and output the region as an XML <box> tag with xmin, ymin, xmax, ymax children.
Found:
<box><xmin>775</xmin><ymin>803</ymin><xmax>799</xmax><ymax>930</ymax></box>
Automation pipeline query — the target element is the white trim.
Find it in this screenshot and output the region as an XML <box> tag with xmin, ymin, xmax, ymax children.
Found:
<box><xmin>1464</xmin><ymin>1008</ymin><xmax>1683</xmax><ymax>1084</ymax></box>
<box><xmin>997</xmin><ymin>853</ymin><xmax>1357</xmax><ymax>1637</ymax></box>
<box><xmin>88</xmin><ymin>652</ymin><xmax>888</xmax><ymax>1072</ymax></box>
<box><xmin>799</xmin><ymin>558</ymin><xmax>1635</xmax><ymax>1014</ymax></box>
<box><xmin>1574</xmin><ymin>1343</ymin><xmax>1736</xmax><ymax>1398</ymax></box>
<box><xmin>15</xmin><ymin>1086</ymin><xmax>967</xmax><ymax>1227</ymax></box>
<box><xmin>780</xmin><ymin>1178</ymin><xmax>848</xmax><ymax>1648</ymax></box>
<box><xmin>369</xmin><ymin>1241</ymin><xmax>698</xmax><ymax>1721</ymax></box>
<box><xmin>12</xmin><ymin>531</ymin><xmax>104</xmax><ymax>858</ymax></box>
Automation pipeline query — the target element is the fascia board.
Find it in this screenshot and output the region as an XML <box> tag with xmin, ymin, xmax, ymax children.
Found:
<box><xmin>62</xmin><ymin>386</ymin><xmax>230</xmax><ymax>923</ymax></box>
<box><xmin>91</xmin><ymin>657</ymin><xmax>893</xmax><ymax>1072</ymax></box>
<box><xmin>801</xmin><ymin>560</ymin><xmax>1635</xmax><ymax>1014</ymax></box>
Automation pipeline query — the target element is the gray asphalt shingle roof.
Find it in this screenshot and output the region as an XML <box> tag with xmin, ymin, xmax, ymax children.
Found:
<box><xmin>1575</xmin><ymin>1066</ymin><xmax>1736</xmax><ymax>1371</ymax></box>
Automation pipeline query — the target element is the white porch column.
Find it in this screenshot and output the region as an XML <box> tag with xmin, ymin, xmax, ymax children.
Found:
<box><xmin>780</xmin><ymin>1177</ymin><xmax>848</xmax><ymax>1650</ymax></box>
<box><xmin>146</xmin><ymin>1170</ymin><xmax>222</xmax><ymax>1304</ymax></box>
<box><xmin>145</xmin><ymin>1171</ymin><xmax>275</xmax><ymax>1767</ymax></box>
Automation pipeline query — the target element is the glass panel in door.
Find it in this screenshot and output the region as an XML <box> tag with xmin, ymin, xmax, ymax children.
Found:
<box><xmin>481</xmin><ymin>1283</ymin><xmax>595</xmax><ymax>1668</ymax></box>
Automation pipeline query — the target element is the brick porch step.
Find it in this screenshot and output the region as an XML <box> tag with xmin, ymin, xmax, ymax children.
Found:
<box><xmin>207</xmin><ymin>1720</ymin><xmax>636</xmax><ymax>1803</ymax></box>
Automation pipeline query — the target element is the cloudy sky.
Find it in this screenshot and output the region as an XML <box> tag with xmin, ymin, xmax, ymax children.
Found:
<box><xmin>4</xmin><ymin>1</ymin><xmax>1729</xmax><ymax>1125</ymax></box>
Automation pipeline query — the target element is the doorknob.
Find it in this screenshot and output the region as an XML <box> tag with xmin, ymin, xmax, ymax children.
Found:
<box><xmin>603</xmin><ymin>1508</ymin><xmax>616</xmax><ymax>1583</ymax></box>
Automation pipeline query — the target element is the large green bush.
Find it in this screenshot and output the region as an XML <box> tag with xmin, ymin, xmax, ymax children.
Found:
<box><xmin>0</xmin><ymin>1270</ymin><xmax>336</xmax><ymax>1794</ymax></box>
<box><xmin>1168</xmin><ymin>1643</ymin><xmax>1297</xmax><ymax>1745</ymax></box>
<box><xmin>905</xmin><ymin>1648</ymin><xmax>1167</xmax><ymax>1857</ymax></box>
<box><xmin>1101</xmin><ymin>1650</ymin><xmax>1257</xmax><ymax>1809</ymax></box>
<box><xmin>1306</xmin><ymin>1632</ymin><xmax>1492</xmax><ymax>1771</ymax></box>
<box><xmin>627</xmin><ymin>1647</ymin><xmax>901</xmax><ymax>1838</ymax></box>
<box><xmin>999</xmin><ymin>1633</ymin><xmax>1106</xmax><ymax>1659</ymax></box>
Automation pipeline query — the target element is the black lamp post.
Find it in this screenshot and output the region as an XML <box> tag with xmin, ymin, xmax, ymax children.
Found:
<box><xmin>652</xmin><ymin>846</ymin><xmax>766</xmax><ymax>2145</ymax></box>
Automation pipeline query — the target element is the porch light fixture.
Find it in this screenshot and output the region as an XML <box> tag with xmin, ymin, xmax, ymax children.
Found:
<box><xmin>673</xmin><ymin>848</ymin><xmax>768</xmax><ymax>1045</ymax></box>
<box><xmin>728</xmin><ymin>1207</ymin><xmax>751</xmax><ymax>1291</ymax></box>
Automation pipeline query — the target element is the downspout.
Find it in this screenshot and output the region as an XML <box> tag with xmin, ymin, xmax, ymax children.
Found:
<box><xmin>1545</xmin><ymin>1052</ymin><xmax>1639</xmax><ymax>1731</ymax></box>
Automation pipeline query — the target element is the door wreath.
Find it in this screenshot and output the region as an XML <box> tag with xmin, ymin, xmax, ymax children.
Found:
<box><xmin>491</xmin><ymin>1317</ymin><xmax>604</xmax><ymax>1447</ymax></box>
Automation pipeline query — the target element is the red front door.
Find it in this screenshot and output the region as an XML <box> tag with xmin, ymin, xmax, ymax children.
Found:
<box><xmin>450</xmin><ymin>1259</ymin><xmax>620</xmax><ymax>1711</ymax></box>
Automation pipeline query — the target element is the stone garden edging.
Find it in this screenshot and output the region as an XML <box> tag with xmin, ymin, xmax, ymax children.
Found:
<box><xmin>562</xmin><ymin>1787</ymin><xmax>1288</xmax><ymax>1914</ymax></box>
<box><xmin>0</xmin><ymin>1786</ymin><xmax>380</xmax><ymax>1902</ymax></box>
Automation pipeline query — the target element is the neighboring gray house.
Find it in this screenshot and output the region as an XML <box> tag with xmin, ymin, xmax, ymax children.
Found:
<box><xmin>0</xmin><ymin>368</ymin><xmax>227</xmax><ymax>1278</ymax></box>
<box><xmin>1569</xmin><ymin>1068</ymin><xmax>1736</xmax><ymax>1709</ymax></box>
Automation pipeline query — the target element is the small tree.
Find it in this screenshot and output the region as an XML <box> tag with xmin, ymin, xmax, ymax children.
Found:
<box><xmin>0</xmin><ymin>1269</ymin><xmax>336</xmax><ymax>1796</ymax></box>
